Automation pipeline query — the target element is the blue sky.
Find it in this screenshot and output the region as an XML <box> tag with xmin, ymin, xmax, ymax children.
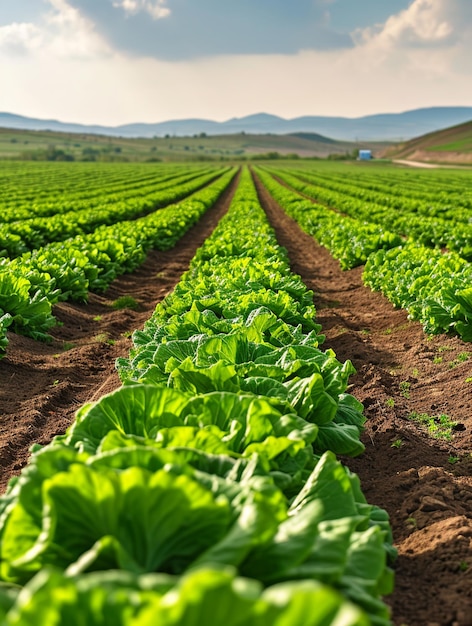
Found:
<box><xmin>328</xmin><ymin>1</ymin><xmax>410</xmax><ymax>30</ymax></box>
<box><xmin>43</xmin><ymin>0</ymin><xmax>412</xmax><ymax>59</ymax></box>
<box><xmin>0</xmin><ymin>0</ymin><xmax>470</xmax><ymax>124</ymax></box>
<box><xmin>0</xmin><ymin>1</ymin><xmax>44</xmax><ymax>24</ymax></box>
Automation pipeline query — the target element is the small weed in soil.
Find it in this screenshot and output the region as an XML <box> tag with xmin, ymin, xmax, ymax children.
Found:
<box><xmin>62</xmin><ymin>342</ymin><xmax>75</xmax><ymax>351</ymax></box>
<box><xmin>408</xmin><ymin>411</ymin><xmax>457</xmax><ymax>441</ymax></box>
<box><xmin>448</xmin><ymin>455</ymin><xmax>460</xmax><ymax>465</ymax></box>
<box><xmin>111</xmin><ymin>296</ymin><xmax>140</xmax><ymax>311</ymax></box>
<box><xmin>92</xmin><ymin>332</ymin><xmax>116</xmax><ymax>346</ymax></box>
<box><xmin>399</xmin><ymin>380</ymin><xmax>411</xmax><ymax>398</ymax></box>
<box><xmin>93</xmin><ymin>333</ymin><xmax>109</xmax><ymax>343</ymax></box>
<box><xmin>449</xmin><ymin>352</ymin><xmax>469</xmax><ymax>369</ymax></box>
<box><xmin>391</xmin><ymin>438</ymin><xmax>403</xmax><ymax>449</ymax></box>
<box><xmin>93</xmin><ymin>315</ymin><xmax>103</xmax><ymax>322</ymax></box>
<box><xmin>385</xmin><ymin>397</ymin><xmax>395</xmax><ymax>409</ymax></box>
<box><xmin>433</xmin><ymin>356</ymin><xmax>443</xmax><ymax>364</ymax></box>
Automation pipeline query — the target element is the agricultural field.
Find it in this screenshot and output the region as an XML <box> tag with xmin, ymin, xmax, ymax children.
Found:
<box><xmin>1</xmin><ymin>160</ymin><xmax>472</xmax><ymax>625</ymax></box>
<box><xmin>0</xmin><ymin>127</ymin><xmax>389</xmax><ymax>162</ymax></box>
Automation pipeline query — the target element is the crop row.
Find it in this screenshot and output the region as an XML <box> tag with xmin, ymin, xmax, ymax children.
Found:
<box><xmin>1</xmin><ymin>167</ymin><xmax>226</xmax><ymax>257</ymax></box>
<box><xmin>253</xmin><ymin>167</ymin><xmax>402</xmax><ymax>269</ymax></box>
<box><xmin>264</xmin><ymin>167</ymin><xmax>472</xmax><ymax>260</ymax></box>
<box><xmin>0</xmin><ymin>168</ymin><xmax>394</xmax><ymax>624</ymax></box>
<box><xmin>0</xmin><ymin>168</ymin><xmax>236</xmax><ymax>355</ymax></box>
<box><xmin>282</xmin><ymin>165</ymin><xmax>472</xmax><ymax>219</ymax></box>
<box><xmin>0</xmin><ymin>162</ymin><xmax>211</xmax><ymax>217</ymax></box>
<box><xmin>255</xmin><ymin>166</ymin><xmax>472</xmax><ymax>341</ymax></box>
<box><xmin>364</xmin><ymin>244</ymin><xmax>472</xmax><ymax>340</ymax></box>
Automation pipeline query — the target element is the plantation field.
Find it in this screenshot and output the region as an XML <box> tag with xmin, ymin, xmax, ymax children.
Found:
<box><xmin>1</xmin><ymin>160</ymin><xmax>472</xmax><ymax>624</ymax></box>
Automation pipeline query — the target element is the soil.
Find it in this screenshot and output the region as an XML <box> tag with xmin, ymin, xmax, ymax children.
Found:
<box><xmin>2</xmin><ymin>167</ymin><xmax>472</xmax><ymax>624</ymax></box>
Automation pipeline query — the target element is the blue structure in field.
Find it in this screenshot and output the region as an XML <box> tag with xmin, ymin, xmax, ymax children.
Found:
<box><xmin>358</xmin><ymin>149</ymin><xmax>372</xmax><ymax>160</ymax></box>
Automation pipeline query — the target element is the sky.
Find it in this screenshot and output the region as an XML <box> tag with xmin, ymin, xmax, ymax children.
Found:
<box><xmin>0</xmin><ymin>0</ymin><xmax>471</xmax><ymax>125</ymax></box>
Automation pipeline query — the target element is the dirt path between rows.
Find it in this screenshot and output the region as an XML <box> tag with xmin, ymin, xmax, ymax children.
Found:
<box><xmin>393</xmin><ymin>159</ymin><xmax>441</xmax><ymax>169</ymax></box>
<box><xmin>0</xmin><ymin>171</ymin><xmax>240</xmax><ymax>493</ymax></box>
<box><xmin>252</xmin><ymin>170</ymin><xmax>472</xmax><ymax>626</ymax></box>
<box><xmin>393</xmin><ymin>159</ymin><xmax>472</xmax><ymax>170</ymax></box>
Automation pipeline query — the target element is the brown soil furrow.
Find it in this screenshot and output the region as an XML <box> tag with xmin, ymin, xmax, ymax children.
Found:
<box><xmin>252</xmin><ymin>169</ymin><xmax>472</xmax><ymax>626</ymax></box>
<box><xmin>0</xmin><ymin>170</ymin><xmax>240</xmax><ymax>492</ymax></box>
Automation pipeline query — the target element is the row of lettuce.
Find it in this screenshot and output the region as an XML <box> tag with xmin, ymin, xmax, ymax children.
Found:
<box><xmin>0</xmin><ymin>168</ymin><xmax>235</xmax><ymax>356</ymax></box>
<box><xmin>255</xmin><ymin>165</ymin><xmax>472</xmax><ymax>341</ymax></box>
<box><xmin>269</xmin><ymin>164</ymin><xmax>472</xmax><ymax>221</ymax></box>
<box><xmin>0</xmin><ymin>168</ymin><xmax>395</xmax><ymax>625</ymax></box>
<box><xmin>1</xmin><ymin>167</ymin><xmax>225</xmax><ymax>257</ymax></box>
<box><xmin>0</xmin><ymin>162</ymin><xmax>213</xmax><ymax>220</ymax></box>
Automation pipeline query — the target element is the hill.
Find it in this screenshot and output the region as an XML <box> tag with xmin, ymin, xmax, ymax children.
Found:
<box><xmin>1</xmin><ymin>107</ymin><xmax>472</xmax><ymax>141</ymax></box>
<box><xmin>384</xmin><ymin>119</ymin><xmax>472</xmax><ymax>165</ymax></box>
<box><xmin>0</xmin><ymin>127</ymin><xmax>389</xmax><ymax>162</ymax></box>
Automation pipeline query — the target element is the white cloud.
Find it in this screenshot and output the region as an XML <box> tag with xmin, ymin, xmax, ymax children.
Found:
<box><xmin>112</xmin><ymin>0</ymin><xmax>171</xmax><ymax>20</ymax></box>
<box><xmin>44</xmin><ymin>0</ymin><xmax>111</xmax><ymax>58</ymax></box>
<box><xmin>350</xmin><ymin>0</ymin><xmax>472</xmax><ymax>80</ymax></box>
<box><xmin>0</xmin><ymin>0</ymin><xmax>110</xmax><ymax>60</ymax></box>
<box><xmin>0</xmin><ymin>22</ymin><xmax>43</xmax><ymax>55</ymax></box>
<box><xmin>354</xmin><ymin>0</ymin><xmax>468</xmax><ymax>49</ymax></box>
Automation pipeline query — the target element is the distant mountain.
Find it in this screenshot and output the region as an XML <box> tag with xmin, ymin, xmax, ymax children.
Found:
<box><xmin>0</xmin><ymin>112</ymin><xmax>113</xmax><ymax>136</ymax></box>
<box><xmin>1</xmin><ymin>107</ymin><xmax>472</xmax><ymax>141</ymax></box>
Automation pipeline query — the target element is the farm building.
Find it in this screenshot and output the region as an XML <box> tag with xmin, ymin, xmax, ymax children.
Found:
<box><xmin>358</xmin><ymin>149</ymin><xmax>372</xmax><ymax>160</ymax></box>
